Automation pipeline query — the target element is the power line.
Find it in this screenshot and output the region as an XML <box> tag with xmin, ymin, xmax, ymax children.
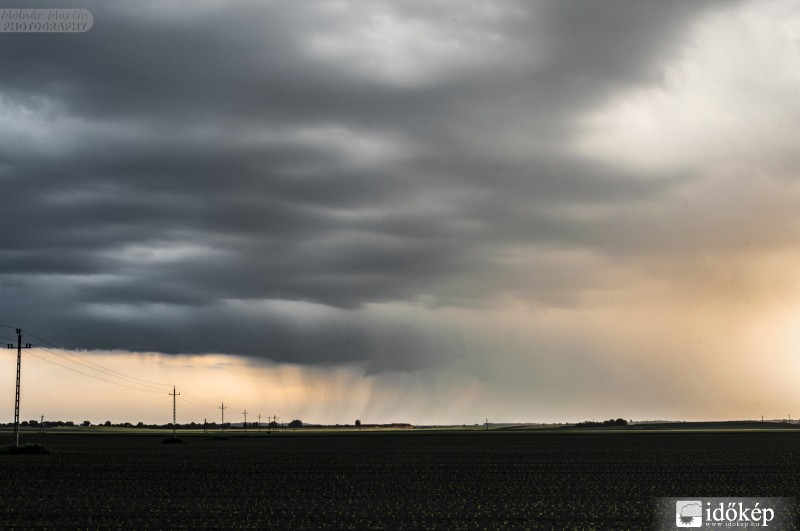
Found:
<box><xmin>22</xmin><ymin>328</ymin><xmax>172</xmax><ymax>389</ymax></box>
<box><xmin>179</xmin><ymin>394</ymin><xmax>218</xmax><ymax>409</ymax></box>
<box><xmin>180</xmin><ymin>391</ymin><xmax>218</xmax><ymax>406</ymax></box>
<box><xmin>31</xmin><ymin>346</ymin><xmax>225</xmax><ymax>411</ymax></box>
<box><xmin>31</xmin><ymin>346</ymin><xmax>168</xmax><ymax>393</ymax></box>
<box><xmin>22</xmin><ymin>329</ymin><xmax>225</xmax><ymax>408</ymax></box>
<box><xmin>178</xmin><ymin>388</ymin><xmax>219</xmax><ymax>408</ymax></box>
<box><xmin>25</xmin><ymin>350</ymin><xmax>165</xmax><ymax>394</ymax></box>
<box><xmin>26</xmin><ymin>348</ymin><xmax>227</xmax><ymax>411</ymax></box>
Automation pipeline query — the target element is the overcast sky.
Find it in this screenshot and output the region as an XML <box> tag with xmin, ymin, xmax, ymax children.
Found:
<box><xmin>2</xmin><ymin>0</ymin><xmax>800</xmax><ymax>424</ymax></box>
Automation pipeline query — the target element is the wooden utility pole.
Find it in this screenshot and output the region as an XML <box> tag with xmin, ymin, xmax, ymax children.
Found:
<box><xmin>219</xmin><ymin>402</ymin><xmax>227</xmax><ymax>435</ymax></box>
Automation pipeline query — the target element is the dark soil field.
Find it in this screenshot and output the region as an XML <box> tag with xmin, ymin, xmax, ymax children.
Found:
<box><xmin>1</xmin><ymin>430</ymin><xmax>799</xmax><ymax>529</ymax></box>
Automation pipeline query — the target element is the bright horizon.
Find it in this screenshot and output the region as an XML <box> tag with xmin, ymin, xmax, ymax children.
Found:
<box><xmin>4</xmin><ymin>304</ymin><xmax>800</xmax><ymax>426</ymax></box>
<box><xmin>3</xmin><ymin>1</ymin><xmax>800</xmax><ymax>426</ymax></box>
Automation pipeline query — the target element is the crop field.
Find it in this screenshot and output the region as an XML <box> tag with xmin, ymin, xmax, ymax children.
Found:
<box><xmin>1</xmin><ymin>430</ymin><xmax>800</xmax><ymax>528</ymax></box>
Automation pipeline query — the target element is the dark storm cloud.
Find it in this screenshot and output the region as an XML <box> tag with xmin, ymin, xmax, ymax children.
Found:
<box><xmin>0</xmin><ymin>0</ymin><xmax>732</xmax><ymax>367</ymax></box>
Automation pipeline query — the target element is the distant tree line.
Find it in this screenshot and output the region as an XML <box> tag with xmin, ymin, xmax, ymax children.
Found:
<box><xmin>1</xmin><ymin>420</ymin><xmax>76</xmax><ymax>427</ymax></box>
<box><xmin>2</xmin><ymin>420</ymin><xmax>234</xmax><ymax>429</ymax></box>
<box><xmin>2</xmin><ymin>418</ymin><xmax>416</xmax><ymax>430</ymax></box>
<box><xmin>574</xmin><ymin>418</ymin><xmax>628</xmax><ymax>427</ymax></box>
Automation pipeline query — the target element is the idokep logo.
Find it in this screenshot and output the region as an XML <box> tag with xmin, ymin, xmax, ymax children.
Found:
<box><xmin>676</xmin><ymin>500</ymin><xmax>702</xmax><ymax>527</ymax></box>
<box><xmin>656</xmin><ymin>497</ymin><xmax>792</xmax><ymax>530</ymax></box>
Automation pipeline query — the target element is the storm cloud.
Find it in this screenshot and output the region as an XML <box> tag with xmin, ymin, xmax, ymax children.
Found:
<box><xmin>2</xmin><ymin>0</ymin><xmax>795</xmax><ymax>387</ymax></box>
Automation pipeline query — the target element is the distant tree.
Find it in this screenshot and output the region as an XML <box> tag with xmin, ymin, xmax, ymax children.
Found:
<box><xmin>21</xmin><ymin>421</ymin><xmax>29</xmax><ymax>427</ymax></box>
<box><xmin>288</xmin><ymin>419</ymin><xmax>302</xmax><ymax>428</ymax></box>
<box><xmin>81</xmin><ymin>420</ymin><xmax>91</xmax><ymax>427</ymax></box>
<box><xmin>104</xmin><ymin>421</ymin><xmax>112</xmax><ymax>427</ymax></box>
<box><xmin>269</xmin><ymin>421</ymin><xmax>278</xmax><ymax>428</ymax></box>
<box><xmin>136</xmin><ymin>422</ymin><xmax>144</xmax><ymax>428</ymax></box>
<box><xmin>355</xmin><ymin>419</ymin><xmax>361</xmax><ymax>431</ymax></box>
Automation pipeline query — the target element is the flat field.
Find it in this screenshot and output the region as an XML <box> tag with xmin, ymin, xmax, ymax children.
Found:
<box><xmin>1</xmin><ymin>430</ymin><xmax>799</xmax><ymax>529</ymax></box>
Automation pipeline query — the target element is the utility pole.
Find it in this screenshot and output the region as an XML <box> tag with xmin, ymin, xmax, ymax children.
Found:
<box><xmin>258</xmin><ymin>414</ymin><xmax>261</xmax><ymax>433</ymax></box>
<box><xmin>242</xmin><ymin>409</ymin><xmax>248</xmax><ymax>434</ymax></box>
<box><xmin>169</xmin><ymin>386</ymin><xmax>180</xmax><ymax>438</ymax></box>
<box><xmin>7</xmin><ymin>329</ymin><xmax>32</xmax><ymax>447</ymax></box>
<box><xmin>40</xmin><ymin>415</ymin><xmax>44</xmax><ymax>435</ymax></box>
<box><xmin>204</xmin><ymin>417</ymin><xmax>208</xmax><ymax>434</ymax></box>
<box><xmin>219</xmin><ymin>402</ymin><xmax>227</xmax><ymax>435</ymax></box>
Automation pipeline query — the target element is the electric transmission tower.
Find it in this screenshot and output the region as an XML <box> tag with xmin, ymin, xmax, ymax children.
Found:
<box><xmin>169</xmin><ymin>386</ymin><xmax>180</xmax><ymax>438</ymax></box>
<box><xmin>258</xmin><ymin>413</ymin><xmax>261</xmax><ymax>433</ymax></box>
<box><xmin>7</xmin><ymin>328</ymin><xmax>31</xmax><ymax>447</ymax></box>
<box><xmin>242</xmin><ymin>409</ymin><xmax>248</xmax><ymax>433</ymax></box>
